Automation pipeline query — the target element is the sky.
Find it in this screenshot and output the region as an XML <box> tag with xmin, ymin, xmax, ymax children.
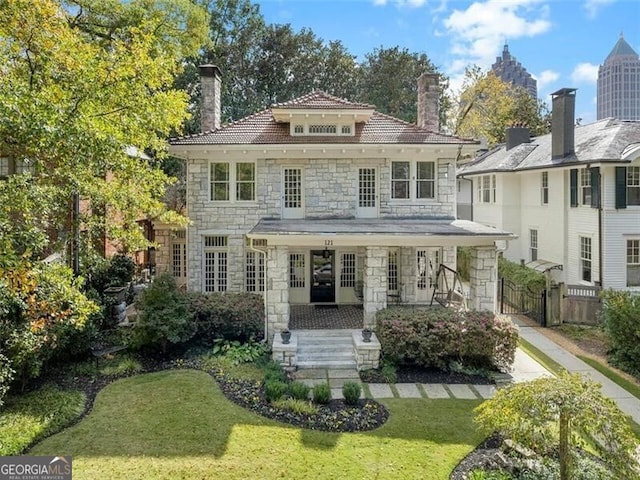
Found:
<box><xmin>256</xmin><ymin>0</ymin><xmax>640</xmax><ymax>124</ymax></box>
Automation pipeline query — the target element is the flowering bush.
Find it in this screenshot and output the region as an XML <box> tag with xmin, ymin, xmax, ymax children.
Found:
<box><xmin>376</xmin><ymin>308</ymin><xmax>518</xmax><ymax>372</ymax></box>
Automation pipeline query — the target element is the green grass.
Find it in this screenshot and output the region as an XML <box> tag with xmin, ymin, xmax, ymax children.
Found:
<box><xmin>0</xmin><ymin>385</ymin><xmax>85</xmax><ymax>455</ymax></box>
<box><xmin>518</xmin><ymin>338</ymin><xmax>565</xmax><ymax>375</ymax></box>
<box><xmin>31</xmin><ymin>369</ymin><xmax>484</xmax><ymax>479</ymax></box>
<box><xmin>576</xmin><ymin>355</ymin><xmax>640</xmax><ymax>400</ymax></box>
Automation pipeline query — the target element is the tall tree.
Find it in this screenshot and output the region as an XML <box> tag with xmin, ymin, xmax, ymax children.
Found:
<box><xmin>358</xmin><ymin>46</ymin><xmax>448</xmax><ymax>125</ymax></box>
<box><xmin>0</xmin><ymin>0</ymin><xmax>209</xmax><ymax>257</ymax></box>
<box><xmin>450</xmin><ymin>66</ymin><xmax>550</xmax><ymax>146</ymax></box>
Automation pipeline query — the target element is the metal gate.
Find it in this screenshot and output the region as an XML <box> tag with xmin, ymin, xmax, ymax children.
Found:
<box><xmin>499</xmin><ymin>277</ymin><xmax>547</xmax><ymax>326</ymax></box>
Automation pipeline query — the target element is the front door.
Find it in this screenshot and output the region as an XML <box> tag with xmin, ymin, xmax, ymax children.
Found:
<box><xmin>282</xmin><ymin>167</ymin><xmax>303</xmax><ymax>219</ymax></box>
<box><xmin>356</xmin><ymin>167</ymin><xmax>377</xmax><ymax>218</ymax></box>
<box><xmin>311</xmin><ymin>250</ymin><xmax>335</xmax><ymax>303</ymax></box>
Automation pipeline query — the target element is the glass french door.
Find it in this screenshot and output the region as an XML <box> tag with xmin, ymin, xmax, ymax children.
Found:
<box><xmin>282</xmin><ymin>167</ymin><xmax>303</xmax><ymax>219</ymax></box>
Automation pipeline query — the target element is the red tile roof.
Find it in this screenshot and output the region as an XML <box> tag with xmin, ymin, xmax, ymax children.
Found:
<box><xmin>171</xmin><ymin>91</ymin><xmax>477</xmax><ymax>146</ymax></box>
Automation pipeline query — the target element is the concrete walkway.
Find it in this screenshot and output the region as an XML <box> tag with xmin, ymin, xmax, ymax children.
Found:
<box><xmin>515</xmin><ymin>317</ymin><xmax>640</xmax><ymax>425</ymax></box>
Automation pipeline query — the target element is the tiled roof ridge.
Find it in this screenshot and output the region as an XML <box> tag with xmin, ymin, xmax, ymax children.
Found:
<box><xmin>271</xmin><ymin>90</ymin><xmax>375</xmax><ymax>109</ymax></box>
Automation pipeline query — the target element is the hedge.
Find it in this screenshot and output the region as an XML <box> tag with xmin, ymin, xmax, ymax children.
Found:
<box><xmin>375</xmin><ymin>308</ymin><xmax>518</xmax><ymax>372</ymax></box>
<box><xmin>601</xmin><ymin>289</ymin><xmax>640</xmax><ymax>375</ymax></box>
<box><xmin>189</xmin><ymin>292</ymin><xmax>264</xmax><ymax>344</ymax></box>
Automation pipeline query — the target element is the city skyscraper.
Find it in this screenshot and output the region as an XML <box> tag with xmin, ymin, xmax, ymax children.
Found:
<box><xmin>597</xmin><ymin>34</ymin><xmax>640</xmax><ymax>121</ymax></box>
<box><xmin>491</xmin><ymin>44</ymin><xmax>537</xmax><ymax>100</ymax></box>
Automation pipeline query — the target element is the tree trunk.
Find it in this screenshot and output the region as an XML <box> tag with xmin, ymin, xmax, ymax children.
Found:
<box><xmin>559</xmin><ymin>411</ymin><xmax>571</xmax><ymax>480</ymax></box>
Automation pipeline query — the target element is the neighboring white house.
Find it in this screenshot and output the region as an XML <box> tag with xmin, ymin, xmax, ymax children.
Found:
<box><xmin>167</xmin><ymin>65</ymin><xmax>515</xmax><ymax>339</ymax></box>
<box><xmin>458</xmin><ymin>88</ymin><xmax>640</xmax><ymax>291</ymax></box>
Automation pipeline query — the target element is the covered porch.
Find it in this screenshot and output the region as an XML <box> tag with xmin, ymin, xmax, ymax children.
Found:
<box><xmin>248</xmin><ymin>217</ymin><xmax>515</xmax><ymax>341</ymax></box>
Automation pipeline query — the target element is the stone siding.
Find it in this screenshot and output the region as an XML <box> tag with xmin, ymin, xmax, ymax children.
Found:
<box><xmin>469</xmin><ymin>246</ymin><xmax>497</xmax><ymax>312</ymax></box>
<box><xmin>266</xmin><ymin>245</ymin><xmax>289</xmax><ymax>338</ymax></box>
<box><xmin>363</xmin><ymin>247</ymin><xmax>388</xmax><ymax>326</ymax></box>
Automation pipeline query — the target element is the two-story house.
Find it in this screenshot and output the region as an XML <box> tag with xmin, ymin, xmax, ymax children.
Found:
<box><xmin>458</xmin><ymin>88</ymin><xmax>640</xmax><ymax>291</ymax></box>
<box><xmin>167</xmin><ymin>65</ymin><xmax>514</xmax><ymax>341</ymax></box>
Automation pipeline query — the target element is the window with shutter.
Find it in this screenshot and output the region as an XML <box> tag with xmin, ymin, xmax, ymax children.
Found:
<box><xmin>615</xmin><ymin>167</ymin><xmax>627</xmax><ymax>209</ymax></box>
<box><xmin>590</xmin><ymin>167</ymin><xmax>600</xmax><ymax>208</ymax></box>
<box><xmin>569</xmin><ymin>169</ymin><xmax>578</xmax><ymax>207</ymax></box>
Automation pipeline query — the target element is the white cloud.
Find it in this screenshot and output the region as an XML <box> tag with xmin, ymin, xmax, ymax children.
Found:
<box><xmin>571</xmin><ymin>63</ymin><xmax>599</xmax><ymax>84</ymax></box>
<box><xmin>534</xmin><ymin>70</ymin><xmax>559</xmax><ymax>90</ymax></box>
<box><xmin>442</xmin><ymin>0</ymin><xmax>551</xmax><ymax>78</ymax></box>
<box><xmin>372</xmin><ymin>0</ymin><xmax>387</xmax><ymax>6</ymax></box>
<box><xmin>583</xmin><ymin>0</ymin><xmax>616</xmax><ymax>19</ymax></box>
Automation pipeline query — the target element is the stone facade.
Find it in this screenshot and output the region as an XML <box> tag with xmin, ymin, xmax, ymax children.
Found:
<box><xmin>353</xmin><ymin>332</ymin><xmax>381</xmax><ymax>371</ymax></box>
<box><xmin>266</xmin><ymin>245</ymin><xmax>289</xmax><ymax>336</ymax></box>
<box><xmin>468</xmin><ymin>246</ymin><xmax>498</xmax><ymax>311</ymax></box>
<box><xmin>363</xmin><ymin>247</ymin><xmax>388</xmax><ymax>326</ymax></box>
<box><xmin>272</xmin><ymin>332</ymin><xmax>297</xmax><ymax>369</ymax></box>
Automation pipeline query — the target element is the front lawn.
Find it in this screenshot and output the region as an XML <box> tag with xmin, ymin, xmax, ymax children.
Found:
<box><xmin>31</xmin><ymin>369</ymin><xmax>483</xmax><ymax>479</ymax></box>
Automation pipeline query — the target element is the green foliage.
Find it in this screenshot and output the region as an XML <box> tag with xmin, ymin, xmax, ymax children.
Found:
<box><xmin>475</xmin><ymin>371</ymin><xmax>640</xmax><ymax>480</ymax></box>
<box><xmin>498</xmin><ymin>257</ymin><xmax>546</xmax><ymax>292</ymax></box>
<box><xmin>289</xmin><ymin>381</ymin><xmax>311</xmax><ymax>401</ymax></box>
<box><xmin>263</xmin><ymin>361</ymin><xmax>287</xmax><ymax>383</ymax></box>
<box><xmin>264</xmin><ymin>380</ymin><xmax>288</xmax><ymax>403</ymax></box>
<box><xmin>376</xmin><ymin>308</ymin><xmax>518</xmax><ymax>372</ymax></box>
<box><xmin>131</xmin><ymin>273</ymin><xmax>195</xmax><ymax>351</ymax></box>
<box><xmin>100</xmin><ymin>355</ymin><xmax>143</xmax><ymax>377</ymax></box>
<box><xmin>342</xmin><ymin>382</ymin><xmax>362</xmax><ymax>406</ymax></box>
<box><xmin>0</xmin><ymin>261</ymin><xmax>98</xmax><ymax>391</ymax></box>
<box><xmin>0</xmin><ymin>384</ymin><xmax>85</xmax><ymax>455</ymax></box>
<box><xmin>0</xmin><ymin>354</ymin><xmax>15</xmax><ymax>408</ymax></box>
<box><xmin>380</xmin><ymin>360</ymin><xmax>398</xmax><ymax>384</ymax></box>
<box><xmin>450</xmin><ymin>66</ymin><xmax>550</xmax><ymax>147</ymax></box>
<box><xmin>312</xmin><ymin>383</ymin><xmax>331</xmax><ymax>405</ymax></box>
<box><xmin>468</xmin><ymin>470</ymin><xmax>513</xmax><ymax>480</ymax></box>
<box><xmin>601</xmin><ymin>289</ymin><xmax>640</xmax><ymax>375</ymax></box>
<box><xmin>189</xmin><ymin>292</ymin><xmax>264</xmax><ymax>344</ymax></box>
<box><xmin>271</xmin><ymin>398</ymin><xmax>319</xmax><ymax>416</ymax></box>
<box><xmin>457</xmin><ymin>247</ymin><xmax>471</xmax><ymax>281</ymax></box>
<box><xmin>211</xmin><ymin>338</ymin><xmax>268</xmax><ymax>366</ymax></box>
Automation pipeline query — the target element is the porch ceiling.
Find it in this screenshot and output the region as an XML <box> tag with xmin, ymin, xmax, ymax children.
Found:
<box><xmin>247</xmin><ymin>217</ymin><xmax>516</xmax><ymax>247</ymax></box>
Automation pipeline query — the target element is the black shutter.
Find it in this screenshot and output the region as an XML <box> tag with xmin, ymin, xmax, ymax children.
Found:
<box><xmin>590</xmin><ymin>167</ymin><xmax>600</xmax><ymax>208</ymax></box>
<box><xmin>570</xmin><ymin>169</ymin><xmax>578</xmax><ymax>207</ymax></box>
<box><xmin>615</xmin><ymin>166</ymin><xmax>627</xmax><ymax>209</ymax></box>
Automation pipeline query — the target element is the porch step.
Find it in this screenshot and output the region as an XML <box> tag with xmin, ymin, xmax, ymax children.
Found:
<box><xmin>295</xmin><ymin>329</ymin><xmax>356</xmax><ymax>369</ymax></box>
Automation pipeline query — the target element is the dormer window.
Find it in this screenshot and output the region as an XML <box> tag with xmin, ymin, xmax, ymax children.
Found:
<box><xmin>309</xmin><ymin>124</ymin><xmax>337</xmax><ymax>134</ymax></box>
<box><xmin>341</xmin><ymin>125</ymin><xmax>351</xmax><ymax>134</ymax></box>
<box><xmin>294</xmin><ymin>125</ymin><xmax>304</xmax><ymax>134</ymax></box>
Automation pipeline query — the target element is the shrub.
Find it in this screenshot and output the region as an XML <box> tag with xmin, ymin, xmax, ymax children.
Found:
<box><xmin>475</xmin><ymin>372</ymin><xmax>640</xmax><ymax>480</ymax></box>
<box><xmin>130</xmin><ymin>273</ymin><xmax>195</xmax><ymax>352</ymax></box>
<box><xmin>498</xmin><ymin>257</ymin><xmax>545</xmax><ymax>292</ymax></box>
<box><xmin>376</xmin><ymin>308</ymin><xmax>518</xmax><ymax>372</ymax></box>
<box><xmin>189</xmin><ymin>292</ymin><xmax>264</xmax><ymax>345</ymax></box>
<box><xmin>380</xmin><ymin>360</ymin><xmax>397</xmax><ymax>383</ymax></box>
<box><xmin>312</xmin><ymin>383</ymin><xmax>331</xmax><ymax>404</ymax></box>
<box><xmin>289</xmin><ymin>381</ymin><xmax>310</xmax><ymax>400</ymax></box>
<box><xmin>211</xmin><ymin>338</ymin><xmax>268</xmax><ymax>365</ymax></box>
<box><xmin>601</xmin><ymin>289</ymin><xmax>640</xmax><ymax>374</ymax></box>
<box><xmin>264</xmin><ymin>380</ymin><xmax>288</xmax><ymax>402</ymax></box>
<box><xmin>272</xmin><ymin>398</ymin><xmax>319</xmax><ymax>415</ymax></box>
<box><xmin>263</xmin><ymin>361</ymin><xmax>287</xmax><ymax>383</ymax></box>
<box><xmin>0</xmin><ymin>353</ymin><xmax>15</xmax><ymax>407</ymax></box>
<box><xmin>342</xmin><ymin>382</ymin><xmax>361</xmax><ymax>405</ymax></box>
<box><xmin>100</xmin><ymin>355</ymin><xmax>143</xmax><ymax>376</ymax></box>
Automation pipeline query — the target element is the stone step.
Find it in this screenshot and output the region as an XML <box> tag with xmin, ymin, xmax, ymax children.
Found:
<box><xmin>298</xmin><ymin>351</ymin><xmax>355</xmax><ymax>360</ymax></box>
<box><xmin>297</xmin><ymin>360</ymin><xmax>358</xmax><ymax>369</ymax></box>
<box><xmin>294</xmin><ymin>329</ymin><xmax>360</xmax><ymax>337</ymax></box>
<box><xmin>297</xmin><ymin>344</ymin><xmax>353</xmax><ymax>353</ymax></box>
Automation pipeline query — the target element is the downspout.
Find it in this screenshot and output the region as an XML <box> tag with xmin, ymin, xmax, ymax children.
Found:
<box><xmin>598</xmin><ymin>170</ymin><xmax>603</xmax><ymax>287</ymax></box>
<box><xmin>249</xmin><ymin>240</ymin><xmax>269</xmax><ymax>342</ymax></box>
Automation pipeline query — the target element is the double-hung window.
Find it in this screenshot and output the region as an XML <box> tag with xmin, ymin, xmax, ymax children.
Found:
<box><xmin>477</xmin><ymin>175</ymin><xmax>495</xmax><ymax>203</ymax></box>
<box><xmin>210</xmin><ymin>161</ymin><xmax>255</xmax><ymax>202</ymax></box>
<box><xmin>530</xmin><ymin>229</ymin><xmax>538</xmax><ymax>262</ymax></box>
<box><xmin>541</xmin><ymin>172</ymin><xmax>549</xmax><ymax>205</ymax></box>
<box><xmin>580</xmin><ymin>169</ymin><xmax>591</xmax><ymax>205</ymax></box>
<box><xmin>580</xmin><ymin>236</ymin><xmax>592</xmax><ymax>283</ymax></box>
<box><xmin>628</xmin><ymin>166</ymin><xmax>640</xmax><ymax>205</ymax></box>
<box><xmin>391</xmin><ymin>161</ymin><xmax>435</xmax><ymax>200</ymax></box>
<box><xmin>627</xmin><ymin>240</ymin><xmax>640</xmax><ymax>287</ymax></box>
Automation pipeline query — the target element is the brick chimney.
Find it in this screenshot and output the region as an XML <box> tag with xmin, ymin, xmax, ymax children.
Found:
<box><xmin>551</xmin><ymin>88</ymin><xmax>577</xmax><ymax>159</ymax></box>
<box><xmin>505</xmin><ymin>123</ymin><xmax>530</xmax><ymax>150</ymax></box>
<box><xmin>199</xmin><ymin>64</ymin><xmax>221</xmax><ymax>133</ymax></box>
<box><xmin>417</xmin><ymin>73</ymin><xmax>439</xmax><ymax>132</ymax></box>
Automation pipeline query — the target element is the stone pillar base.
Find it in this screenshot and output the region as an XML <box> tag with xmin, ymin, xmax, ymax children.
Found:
<box><xmin>271</xmin><ymin>332</ymin><xmax>297</xmax><ymax>370</ymax></box>
<box><xmin>352</xmin><ymin>332</ymin><xmax>381</xmax><ymax>371</ymax></box>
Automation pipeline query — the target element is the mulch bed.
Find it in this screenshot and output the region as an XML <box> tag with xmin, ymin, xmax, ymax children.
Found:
<box><xmin>361</xmin><ymin>365</ymin><xmax>496</xmax><ymax>385</ymax></box>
